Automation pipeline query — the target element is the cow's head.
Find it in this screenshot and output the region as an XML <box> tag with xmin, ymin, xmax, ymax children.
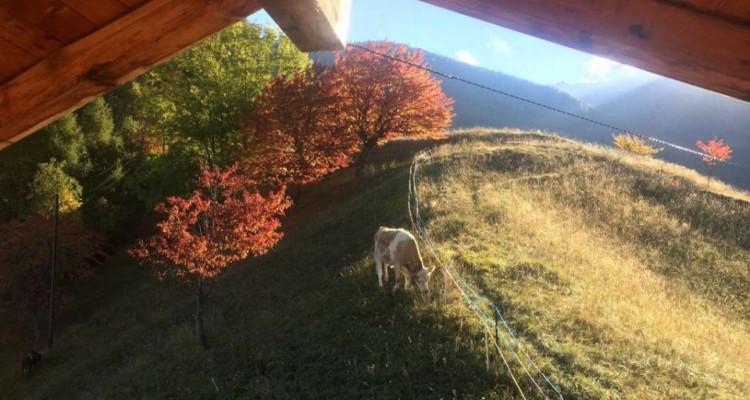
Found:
<box><xmin>413</xmin><ymin>266</ymin><xmax>437</xmax><ymax>294</ymax></box>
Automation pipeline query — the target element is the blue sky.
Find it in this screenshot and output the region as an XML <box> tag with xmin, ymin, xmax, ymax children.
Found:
<box><xmin>248</xmin><ymin>0</ymin><xmax>657</xmax><ymax>87</ymax></box>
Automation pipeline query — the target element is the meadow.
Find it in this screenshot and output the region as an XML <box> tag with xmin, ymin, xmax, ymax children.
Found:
<box><xmin>2</xmin><ymin>129</ymin><xmax>748</xmax><ymax>399</ymax></box>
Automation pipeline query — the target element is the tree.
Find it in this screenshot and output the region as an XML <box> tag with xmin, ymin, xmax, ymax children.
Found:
<box><xmin>696</xmin><ymin>137</ymin><xmax>732</xmax><ymax>187</ymax></box>
<box><xmin>134</xmin><ymin>22</ymin><xmax>311</xmax><ymax>164</ymax></box>
<box><xmin>331</xmin><ymin>41</ymin><xmax>454</xmax><ymax>176</ymax></box>
<box><xmin>613</xmin><ymin>134</ymin><xmax>663</xmax><ymax>157</ymax></box>
<box><xmin>28</xmin><ymin>160</ymin><xmax>83</xmax><ymax>217</ymax></box>
<box><xmin>0</xmin><ymin>213</ymin><xmax>104</xmax><ymax>342</ymax></box>
<box><xmin>129</xmin><ymin>164</ymin><xmax>290</xmax><ymax>347</ymax></box>
<box><xmin>239</xmin><ymin>66</ymin><xmax>357</xmax><ymax>188</ymax></box>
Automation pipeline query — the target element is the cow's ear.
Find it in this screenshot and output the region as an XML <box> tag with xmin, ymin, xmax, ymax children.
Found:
<box><xmin>428</xmin><ymin>266</ymin><xmax>436</xmax><ymax>275</ymax></box>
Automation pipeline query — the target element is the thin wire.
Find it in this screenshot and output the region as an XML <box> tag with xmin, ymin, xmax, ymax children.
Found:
<box><xmin>346</xmin><ymin>44</ymin><xmax>750</xmax><ymax>172</ymax></box>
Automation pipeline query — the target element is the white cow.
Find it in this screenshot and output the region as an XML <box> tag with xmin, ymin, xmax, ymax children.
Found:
<box><xmin>374</xmin><ymin>227</ymin><xmax>435</xmax><ymax>294</ymax></box>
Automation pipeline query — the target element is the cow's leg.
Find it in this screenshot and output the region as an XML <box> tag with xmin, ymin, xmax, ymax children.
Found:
<box><xmin>375</xmin><ymin>255</ymin><xmax>383</xmax><ymax>288</ymax></box>
<box><xmin>402</xmin><ymin>267</ymin><xmax>410</xmax><ymax>291</ymax></box>
<box><xmin>383</xmin><ymin>262</ymin><xmax>389</xmax><ymax>283</ymax></box>
<box><xmin>392</xmin><ymin>265</ymin><xmax>401</xmax><ymax>294</ymax></box>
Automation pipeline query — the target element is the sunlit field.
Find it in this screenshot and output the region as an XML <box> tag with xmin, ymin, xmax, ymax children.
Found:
<box><xmin>416</xmin><ymin>129</ymin><xmax>750</xmax><ymax>398</ymax></box>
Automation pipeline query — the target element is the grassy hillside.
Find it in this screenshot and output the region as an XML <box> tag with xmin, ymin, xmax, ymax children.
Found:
<box><xmin>2</xmin><ymin>129</ymin><xmax>749</xmax><ymax>399</ymax></box>
<box><xmin>416</xmin><ymin>130</ymin><xmax>750</xmax><ymax>399</ymax></box>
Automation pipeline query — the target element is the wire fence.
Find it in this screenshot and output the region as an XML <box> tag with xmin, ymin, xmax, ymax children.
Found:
<box><xmin>408</xmin><ymin>150</ymin><xmax>564</xmax><ymax>400</ymax></box>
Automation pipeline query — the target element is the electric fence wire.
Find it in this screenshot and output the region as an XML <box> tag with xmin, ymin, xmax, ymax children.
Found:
<box><xmin>347</xmin><ymin>44</ymin><xmax>750</xmax><ymax>172</ymax></box>
<box><xmin>409</xmin><ymin>150</ymin><xmax>564</xmax><ymax>400</ymax></box>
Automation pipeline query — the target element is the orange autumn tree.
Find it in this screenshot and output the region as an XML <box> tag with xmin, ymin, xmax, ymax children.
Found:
<box><xmin>239</xmin><ymin>66</ymin><xmax>356</xmax><ymax>188</ymax></box>
<box><xmin>129</xmin><ymin>163</ymin><xmax>290</xmax><ymax>347</ymax></box>
<box><xmin>332</xmin><ymin>41</ymin><xmax>454</xmax><ymax>176</ymax></box>
<box><xmin>696</xmin><ymin>137</ymin><xmax>732</xmax><ymax>187</ymax></box>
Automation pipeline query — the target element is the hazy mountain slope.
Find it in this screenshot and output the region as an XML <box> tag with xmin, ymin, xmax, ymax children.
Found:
<box><xmin>423</xmin><ymin>55</ymin><xmax>750</xmax><ymax>189</ymax></box>
<box><xmin>593</xmin><ymin>79</ymin><xmax>750</xmax><ymax>188</ymax></box>
<box><xmin>421</xmin><ymin>53</ymin><xmax>593</xmax><ymax>134</ymax></box>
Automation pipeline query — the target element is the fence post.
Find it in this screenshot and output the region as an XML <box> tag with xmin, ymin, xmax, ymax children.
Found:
<box><xmin>484</xmin><ymin>328</ymin><xmax>490</xmax><ymax>372</ymax></box>
<box><xmin>494</xmin><ymin>309</ymin><xmax>499</xmax><ymax>348</ymax></box>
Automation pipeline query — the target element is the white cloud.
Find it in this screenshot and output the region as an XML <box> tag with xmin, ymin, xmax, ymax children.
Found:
<box><xmin>455</xmin><ymin>50</ymin><xmax>479</xmax><ymax>66</ymax></box>
<box><xmin>585</xmin><ymin>56</ymin><xmax>616</xmax><ymax>78</ymax></box>
<box><xmin>491</xmin><ymin>38</ymin><xmax>512</xmax><ymax>54</ymax></box>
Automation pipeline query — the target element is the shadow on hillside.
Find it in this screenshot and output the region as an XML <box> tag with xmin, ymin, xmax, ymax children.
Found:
<box><xmin>4</xmin><ymin>154</ymin><xmax>513</xmax><ymax>399</ymax></box>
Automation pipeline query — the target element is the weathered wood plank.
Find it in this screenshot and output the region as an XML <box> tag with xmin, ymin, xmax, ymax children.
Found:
<box><xmin>0</xmin><ymin>0</ymin><xmax>261</xmax><ymax>150</ymax></box>
<box><xmin>0</xmin><ymin>0</ymin><xmax>98</xmax><ymax>43</ymax></box>
<box><xmin>116</xmin><ymin>0</ymin><xmax>151</xmax><ymax>10</ymax></box>
<box><xmin>60</xmin><ymin>0</ymin><xmax>129</xmax><ymax>27</ymax></box>
<box><xmin>0</xmin><ymin>38</ymin><xmax>39</xmax><ymax>81</ymax></box>
<box><xmin>259</xmin><ymin>0</ymin><xmax>351</xmax><ymax>52</ymax></box>
<box><xmin>0</xmin><ymin>7</ymin><xmax>62</xmax><ymax>60</ymax></box>
<box><xmin>419</xmin><ymin>0</ymin><xmax>750</xmax><ymax>102</ymax></box>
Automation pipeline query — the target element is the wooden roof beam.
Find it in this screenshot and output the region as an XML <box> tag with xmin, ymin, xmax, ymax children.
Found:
<box><xmin>260</xmin><ymin>0</ymin><xmax>351</xmax><ymax>52</ymax></box>
<box><xmin>419</xmin><ymin>0</ymin><xmax>750</xmax><ymax>102</ymax></box>
<box><xmin>0</xmin><ymin>0</ymin><xmax>263</xmax><ymax>150</ymax></box>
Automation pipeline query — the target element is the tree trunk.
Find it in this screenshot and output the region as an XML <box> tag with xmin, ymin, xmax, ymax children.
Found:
<box><xmin>195</xmin><ymin>279</ymin><xmax>209</xmax><ymax>348</ymax></box>
<box><xmin>355</xmin><ymin>144</ymin><xmax>373</xmax><ymax>179</ymax></box>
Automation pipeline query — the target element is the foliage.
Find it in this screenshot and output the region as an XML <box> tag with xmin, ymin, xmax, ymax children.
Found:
<box><xmin>331</xmin><ymin>41</ymin><xmax>454</xmax><ymax>174</ymax></box>
<box><xmin>47</xmin><ymin>114</ymin><xmax>92</xmax><ymax>178</ymax></box>
<box><xmin>613</xmin><ymin>133</ymin><xmax>663</xmax><ymax>157</ymax></box>
<box><xmin>696</xmin><ymin>137</ymin><xmax>732</xmax><ymax>167</ymax></box>
<box><xmin>78</xmin><ymin>97</ymin><xmax>123</xmax><ymax>175</ymax></box>
<box><xmin>0</xmin><ymin>213</ymin><xmax>105</xmax><ymax>339</ymax></box>
<box><xmin>28</xmin><ymin>160</ymin><xmax>83</xmax><ymax>216</ymax></box>
<box><xmin>240</xmin><ymin>66</ymin><xmax>357</xmax><ymax>185</ymax></box>
<box><xmin>133</xmin><ymin>22</ymin><xmax>311</xmax><ymax>164</ymax></box>
<box><xmin>130</xmin><ymin>163</ymin><xmax>290</xmax><ymax>282</ymax></box>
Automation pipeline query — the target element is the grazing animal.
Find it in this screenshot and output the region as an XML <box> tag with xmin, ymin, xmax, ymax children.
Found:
<box><xmin>21</xmin><ymin>350</ymin><xmax>42</xmax><ymax>377</ymax></box>
<box><xmin>374</xmin><ymin>227</ymin><xmax>435</xmax><ymax>294</ymax></box>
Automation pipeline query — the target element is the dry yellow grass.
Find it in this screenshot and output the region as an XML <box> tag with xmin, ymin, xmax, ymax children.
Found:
<box><xmin>417</xmin><ymin>130</ymin><xmax>750</xmax><ymax>399</ymax></box>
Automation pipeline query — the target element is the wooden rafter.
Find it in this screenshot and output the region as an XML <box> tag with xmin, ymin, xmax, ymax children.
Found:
<box><xmin>419</xmin><ymin>0</ymin><xmax>750</xmax><ymax>102</ymax></box>
<box><xmin>260</xmin><ymin>0</ymin><xmax>351</xmax><ymax>52</ymax></box>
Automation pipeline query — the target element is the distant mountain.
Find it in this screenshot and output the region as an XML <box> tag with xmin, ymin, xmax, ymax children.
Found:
<box><xmin>423</xmin><ymin>53</ymin><xmax>750</xmax><ymax>189</ymax></box>
<box><xmin>554</xmin><ymin>76</ymin><xmax>656</xmax><ymax>107</ymax></box>
<box><xmin>313</xmin><ymin>49</ymin><xmax>750</xmax><ymax>189</ymax></box>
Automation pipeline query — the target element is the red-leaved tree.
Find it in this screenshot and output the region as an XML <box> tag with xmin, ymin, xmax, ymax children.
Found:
<box><xmin>129</xmin><ymin>163</ymin><xmax>290</xmax><ymax>347</ymax></box>
<box><xmin>696</xmin><ymin>137</ymin><xmax>732</xmax><ymax>187</ymax></box>
<box><xmin>0</xmin><ymin>213</ymin><xmax>104</xmax><ymax>342</ymax></box>
<box><xmin>331</xmin><ymin>41</ymin><xmax>454</xmax><ymax>176</ymax></box>
<box><xmin>239</xmin><ymin>66</ymin><xmax>357</xmax><ymax>189</ymax></box>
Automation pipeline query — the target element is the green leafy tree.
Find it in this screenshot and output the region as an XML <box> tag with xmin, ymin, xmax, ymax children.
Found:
<box><xmin>47</xmin><ymin>114</ymin><xmax>91</xmax><ymax>178</ymax></box>
<box><xmin>135</xmin><ymin>22</ymin><xmax>311</xmax><ymax>164</ymax></box>
<box><xmin>28</xmin><ymin>160</ymin><xmax>83</xmax><ymax>217</ymax></box>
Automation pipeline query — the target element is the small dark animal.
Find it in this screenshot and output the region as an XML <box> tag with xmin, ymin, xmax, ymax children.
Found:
<box><xmin>21</xmin><ymin>350</ymin><xmax>42</xmax><ymax>377</ymax></box>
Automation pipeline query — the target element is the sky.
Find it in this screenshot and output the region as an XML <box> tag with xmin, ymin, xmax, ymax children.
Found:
<box><xmin>247</xmin><ymin>0</ymin><xmax>658</xmax><ymax>87</ymax></box>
